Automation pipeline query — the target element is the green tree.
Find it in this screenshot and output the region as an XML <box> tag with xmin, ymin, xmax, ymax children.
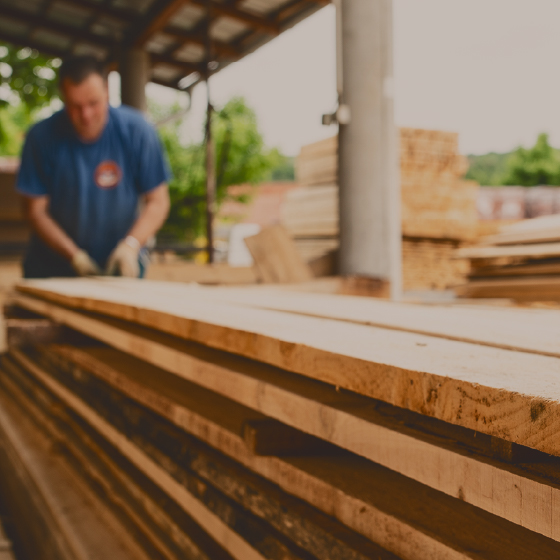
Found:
<box><xmin>465</xmin><ymin>151</ymin><xmax>511</xmax><ymax>186</ymax></box>
<box><xmin>0</xmin><ymin>42</ymin><xmax>61</xmax><ymax>154</ymax></box>
<box><xmin>502</xmin><ymin>133</ymin><xmax>560</xmax><ymax>186</ymax></box>
<box><xmin>156</xmin><ymin>96</ymin><xmax>285</xmax><ymax>242</ymax></box>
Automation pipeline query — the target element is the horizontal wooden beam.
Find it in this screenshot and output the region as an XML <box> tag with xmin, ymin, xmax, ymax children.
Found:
<box><xmin>186</xmin><ymin>0</ymin><xmax>279</xmax><ymax>34</ymax></box>
<box><xmin>163</xmin><ymin>25</ymin><xmax>240</xmax><ymax>59</ymax></box>
<box><xmin>127</xmin><ymin>0</ymin><xmax>188</xmax><ymax>47</ymax></box>
<box><xmin>150</xmin><ymin>52</ymin><xmax>202</xmax><ymax>73</ymax></box>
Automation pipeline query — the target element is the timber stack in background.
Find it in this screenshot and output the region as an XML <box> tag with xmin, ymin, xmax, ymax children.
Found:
<box><xmin>455</xmin><ymin>214</ymin><xmax>560</xmax><ymax>302</ymax></box>
<box><xmin>0</xmin><ymin>159</ymin><xmax>28</xmax><ymax>309</ymax></box>
<box><xmin>281</xmin><ymin>130</ymin><xmax>479</xmax><ymax>291</ymax></box>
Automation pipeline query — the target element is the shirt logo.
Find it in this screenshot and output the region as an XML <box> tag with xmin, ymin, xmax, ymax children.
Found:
<box><xmin>94</xmin><ymin>160</ymin><xmax>122</xmax><ymax>189</ymax></box>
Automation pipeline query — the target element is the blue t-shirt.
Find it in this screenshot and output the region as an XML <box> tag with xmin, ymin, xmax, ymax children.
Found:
<box><xmin>17</xmin><ymin>105</ymin><xmax>171</xmax><ymax>278</ymax></box>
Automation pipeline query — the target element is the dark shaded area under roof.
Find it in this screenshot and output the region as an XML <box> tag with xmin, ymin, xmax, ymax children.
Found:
<box><xmin>0</xmin><ymin>0</ymin><xmax>329</xmax><ymax>90</ymax></box>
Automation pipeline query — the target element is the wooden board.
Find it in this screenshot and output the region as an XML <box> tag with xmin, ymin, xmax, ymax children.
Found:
<box><xmin>6</xmin><ymin>350</ymin><xmax>268</xmax><ymax>560</ymax></box>
<box><xmin>244</xmin><ymin>225</ymin><xmax>313</xmax><ymax>284</ymax></box>
<box><xmin>21</xmin><ymin>344</ymin><xmax>560</xmax><ymax>560</ymax></box>
<box><xmin>7</xmin><ymin>308</ymin><xmax>560</xmax><ymax>539</ymax></box>
<box><xmin>455</xmin><ymin>242</ymin><xmax>560</xmax><ymax>260</ymax></box>
<box><xmin>11</xmin><ymin>279</ymin><xmax>560</xmax><ymax>459</ymax></box>
<box><xmin>455</xmin><ymin>276</ymin><xmax>560</xmax><ymax>301</ymax></box>
<box><xmin>191</xmin><ymin>284</ymin><xmax>560</xmax><ymax>358</ymax></box>
<box><xmin>481</xmin><ymin>215</ymin><xmax>560</xmax><ymax>246</ymax></box>
<box><xmin>146</xmin><ymin>263</ymin><xmax>257</xmax><ymax>285</ymax></box>
<box><xmin>5</xmin><ymin>355</ymin><xmax>378</xmax><ymax>560</ymax></box>
<box><xmin>17</xmin><ymin>352</ymin><xmax>398</xmax><ymax>560</ymax></box>
<box><xmin>0</xmin><ymin>358</ymin><xmax>228</xmax><ymax>560</ymax></box>
<box><xmin>0</xmin><ymin>377</ymin><xmax>151</xmax><ymax>560</ymax></box>
<box><xmin>469</xmin><ymin>261</ymin><xmax>560</xmax><ymax>279</ymax></box>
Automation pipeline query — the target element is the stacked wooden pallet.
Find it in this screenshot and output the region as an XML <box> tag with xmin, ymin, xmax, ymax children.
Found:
<box><xmin>456</xmin><ymin>214</ymin><xmax>560</xmax><ymax>301</ymax></box>
<box><xmin>284</xmin><ymin>130</ymin><xmax>478</xmax><ymax>289</ymax></box>
<box><xmin>4</xmin><ymin>277</ymin><xmax>560</xmax><ymax>558</ymax></box>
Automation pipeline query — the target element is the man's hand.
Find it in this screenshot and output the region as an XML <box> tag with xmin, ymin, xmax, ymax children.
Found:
<box><xmin>72</xmin><ymin>250</ymin><xmax>102</xmax><ymax>276</ymax></box>
<box><xmin>106</xmin><ymin>236</ymin><xmax>140</xmax><ymax>277</ymax></box>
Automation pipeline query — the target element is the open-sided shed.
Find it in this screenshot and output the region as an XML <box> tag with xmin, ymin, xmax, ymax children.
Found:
<box><xmin>0</xmin><ymin>0</ymin><xmax>328</xmax><ymax>91</ymax></box>
<box><xmin>0</xmin><ymin>0</ymin><xmax>401</xmax><ymax>294</ymax></box>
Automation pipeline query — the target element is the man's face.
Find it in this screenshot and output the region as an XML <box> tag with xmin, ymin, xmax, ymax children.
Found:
<box><xmin>62</xmin><ymin>73</ymin><xmax>109</xmax><ymax>142</ymax></box>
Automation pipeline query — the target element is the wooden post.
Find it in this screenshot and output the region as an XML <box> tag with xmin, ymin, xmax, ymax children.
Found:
<box><xmin>205</xmin><ymin>89</ymin><xmax>215</xmax><ymax>264</ymax></box>
<box><xmin>120</xmin><ymin>48</ymin><xmax>149</xmax><ymax>112</ymax></box>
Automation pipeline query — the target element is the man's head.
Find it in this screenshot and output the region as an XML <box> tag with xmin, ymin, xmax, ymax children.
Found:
<box><xmin>59</xmin><ymin>55</ymin><xmax>109</xmax><ymax>142</ymax></box>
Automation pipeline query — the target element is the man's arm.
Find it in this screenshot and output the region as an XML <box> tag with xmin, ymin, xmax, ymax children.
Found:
<box><xmin>23</xmin><ymin>195</ymin><xmax>101</xmax><ymax>275</ymax></box>
<box><xmin>128</xmin><ymin>182</ymin><xmax>170</xmax><ymax>245</ymax></box>
<box><xmin>24</xmin><ymin>195</ymin><xmax>79</xmax><ymax>260</ymax></box>
<box><xmin>105</xmin><ymin>183</ymin><xmax>170</xmax><ymax>277</ymax></box>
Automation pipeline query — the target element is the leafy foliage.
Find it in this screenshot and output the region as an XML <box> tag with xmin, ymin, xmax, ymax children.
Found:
<box><xmin>0</xmin><ymin>42</ymin><xmax>61</xmax><ymax>154</ymax></box>
<box><xmin>0</xmin><ymin>42</ymin><xmax>60</xmax><ymax>109</ymax></box>
<box><xmin>0</xmin><ymin>102</ymin><xmax>35</xmax><ymax>155</ymax></box>
<box><xmin>466</xmin><ymin>134</ymin><xmax>560</xmax><ymax>187</ymax></box>
<box><xmin>502</xmin><ymin>133</ymin><xmax>560</xmax><ymax>186</ymax></box>
<box><xmin>156</xmin><ymin>96</ymin><xmax>288</xmax><ymax>242</ymax></box>
<box><xmin>465</xmin><ymin>151</ymin><xmax>511</xmax><ymax>186</ymax></box>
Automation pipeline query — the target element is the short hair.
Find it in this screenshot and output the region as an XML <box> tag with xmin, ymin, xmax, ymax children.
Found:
<box><xmin>59</xmin><ymin>55</ymin><xmax>108</xmax><ymax>88</ymax></box>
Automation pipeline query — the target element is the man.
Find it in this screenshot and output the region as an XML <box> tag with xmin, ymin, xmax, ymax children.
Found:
<box><xmin>17</xmin><ymin>55</ymin><xmax>170</xmax><ymax>278</ymax></box>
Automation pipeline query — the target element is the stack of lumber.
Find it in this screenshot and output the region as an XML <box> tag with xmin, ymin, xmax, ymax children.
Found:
<box><xmin>0</xmin><ymin>159</ymin><xmax>29</xmax><ymax>258</ymax></box>
<box><xmin>4</xmin><ymin>277</ymin><xmax>560</xmax><ymax>559</ymax></box>
<box><xmin>456</xmin><ymin>214</ymin><xmax>560</xmax><ymax>301</ymax></box>
<box><xmin>285</xmin><ymin>130</ymin><xmax>478</xmax><ymax>290</ymax></box>
<box><xmin>294</xmin><ymin>136</ymin><xmax>338</xmax><ymax>187</ymax></box>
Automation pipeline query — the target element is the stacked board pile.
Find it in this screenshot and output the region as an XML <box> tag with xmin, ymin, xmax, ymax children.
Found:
<box><xmin>4</xmin><ymin>277</ymin><xmax>560</xmax><ymax>559</ymax></box>
<box><xmin>283</xmin><ymin>130</ymin><xmax>478</xmax><ymax>290</ymax></box>
<box><xmin>0</xmin><ymin>159</ymin><xmax>28</xmax><ymax>258</ymax></box>
<box><xmin>456</xmin><ymin>214</ymin><xmax>560</xmax><ymax>301</ymax></box>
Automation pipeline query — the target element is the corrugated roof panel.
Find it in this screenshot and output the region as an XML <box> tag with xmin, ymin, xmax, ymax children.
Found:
<box><xmin>74</xmin><ymin>43</ymin><xmax>108</xmax><ymax>58</ymax></box>
<box><xmin>211</xmin><ymin>16</ymin><xmax>249</xmax><ymax>42</ymax></box>
<box><xmin>146</xmin><ymin>33</ymin><xmax>176</xmax><ymax>54</ymax></box>
<box><xmin>112</xmin><ymin>0</ymin><xmax>152</xmax><ymax>14</ymax></box>
<box><xmin>91</xmin><ymin>17</ymin><xmax>125</xmax><ymax>38</ymax></box>
<box><xmin>168</xmin><ymin>4</ymin><xmax>205</xmax><ymax>30</ymax></box>
<box><xmin>33</xmin><ymin>29</ymin><xmax>72</xmax><ymax>49</ymax></box>
<box><xmin>49</xmin><ymin>1</ymin><xmax>91</xmax><ymax>27</ymax></box>
<box><xmin>0</xmin><ymin>0</ymin><xmax>43</xmax><ymax>15</ymax></box>
<box><xmin>238</xmin><ymin>0</ymin><xmax>290</xmax><ymax>17</ymax></box>
<box><xmin>151</xmin><ymin>64</ymin><xmax>182</xmax><ymax>82</ymax></box>
<box><xmin>0</xmin><ymin>16</ymin><xmax>29</xmax><ymax>36</ymax></box>
<box><xmin>174</xmin><ymin>42</ymin><xmax>204</xmax><ymax>63</ymax></box>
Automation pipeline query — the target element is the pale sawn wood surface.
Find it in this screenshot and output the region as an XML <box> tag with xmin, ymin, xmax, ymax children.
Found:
<box><xmin>7</xmin><ymin>299</ymin><xmax>560</xmax><ymax>540</ymax></box>
<box><xmin>12</xmin><ymin>279</ymin><xmax>560</xmax><ymax>457</ymax></box>
<box><xmin>25</xmin><ymin>344</ymin><xmax>560</xmax><ymax>559</ymax></box>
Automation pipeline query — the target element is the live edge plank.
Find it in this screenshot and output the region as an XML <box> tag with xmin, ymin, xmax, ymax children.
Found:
<box><xmin>10</xmin><ymin>346</ymin><xmax>560</xmax><ymax>560</ymax></box>
<box><xmin>12</xmin><ymin>281</ymin><xmax>560</xmax><ymax>460</ymax></box>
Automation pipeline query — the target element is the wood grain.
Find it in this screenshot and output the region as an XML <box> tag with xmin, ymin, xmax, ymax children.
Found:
<box><xmin>11</xmin><ymin>280</ymin><xmax>560</xmax><ymax>460</ymax></box>
<box><xmin>6</xmin><ymin>308</ymin><xmax>560</xmax><ymax>540</ymax></box>
<box><xmin>191</xmin><ymin>283</ymin><xmax>560</xmax><ymax>358</ymax></box>
<box><xmin>26</xmin><ymin>344</ymin><xmax>560</xmax><ymax>560</ymax></box>
<box><xmin>244</xmin><ymin>225</ymin><xmax>313</xmax><ymax>284</ymax></box>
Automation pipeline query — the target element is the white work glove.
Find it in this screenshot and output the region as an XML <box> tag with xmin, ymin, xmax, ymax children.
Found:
<box><xmin>71</xmin><ymin>249</ymin><xmax>102</xmax><ymax>276</ymax></box>
<box><xmin>106</xmin><ymin>236</ymin><xmax>141</xmax><ymax>278</ymax></box>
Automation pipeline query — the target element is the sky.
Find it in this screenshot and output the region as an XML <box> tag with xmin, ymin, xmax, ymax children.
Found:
<box><xmin>142</xmin><ymin>0</ymin><xmax>560</xmax><ymax>157</ymax></box>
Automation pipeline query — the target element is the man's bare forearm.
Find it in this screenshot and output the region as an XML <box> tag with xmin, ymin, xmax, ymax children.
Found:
<box><xmin>127</xmin><ymin>183</ymin><xmax>170</xmax><ymax>246</ymax></box>
<box><xmin>24</xmin><ymin>196</ymin><xmax>79</xmax><ymax>260</ymax></box>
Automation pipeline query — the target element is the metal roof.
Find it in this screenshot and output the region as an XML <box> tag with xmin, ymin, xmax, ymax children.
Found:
<box><xmin>0</xmin><ymin>0</ymin><xmax>330</xmax><ymax>90</ymax></box>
